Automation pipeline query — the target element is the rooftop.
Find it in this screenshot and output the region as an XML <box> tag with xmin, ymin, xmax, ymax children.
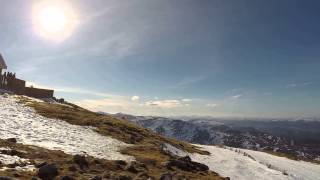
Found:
<box><xmin>0</xmin><ymin>54</ymin><xmax>7</xmax><ymax>69</ymax></box>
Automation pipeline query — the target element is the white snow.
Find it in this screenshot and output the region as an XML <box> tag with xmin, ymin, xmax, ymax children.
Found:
<box><xmin>163</xmin><ymin>143</ymin><xmax>320</xmax><ymax>180</ymax></box>
<box><xmin>0</xmin><ymin>147</ymin><xmax>35</xmax><ymax>171</ymax></box>
<box><xmin>241</xmin><ymin>148</ymin><xmax>320</xmax><ymax>180</ymax></box>
<box><xmin>191</xmin><ymin>145</ymin><xmax>320</xmax><ymax>180</ymax></box>
<box><xmin>162</xmin><ymin>143</ymin><xmax>188</xmax><ymax>157</ymax></box>
<box><xmin>0</xmin><ymin>94</ymin><xmax>133</xmax><ymax>161</ymax></box>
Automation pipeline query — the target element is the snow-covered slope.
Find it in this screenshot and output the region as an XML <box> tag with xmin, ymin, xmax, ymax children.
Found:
<box><xmin>163</xmin><ymin>143</ymin><xmax>320</xmax><ymax>180</ymax></box>
<box><xmin>0</xmin><ymin>94</ymin><xmax>133</xmax><ymax>161</ymax></box>
<box><xmin>241</xmin><ymin>148</ymin><xmax>320</xmax><ymax>180</ymax></box>
<box><xmin>191</xmin><ymin>145</ymin><xmax>320</xmax><ymax>180</ymax></box>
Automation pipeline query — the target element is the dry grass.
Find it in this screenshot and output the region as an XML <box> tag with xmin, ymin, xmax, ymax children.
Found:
<box><xmin>11</xmin><ymin>96</ymin><xmax>226</xmax><ymax>179</ymax></box>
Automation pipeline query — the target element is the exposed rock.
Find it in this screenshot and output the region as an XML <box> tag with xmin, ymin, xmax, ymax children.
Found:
<box><xmin>0</xmin><ymin>149</ymin><xmax>23</xmax><ymax>156</ymax></box>
<box><xmin>115</xmin><ymin>160</ymin><xmax>127</xmax><ymax>166</ymax></box>
<box><xmin>93</xmin><ymin>159</ymin><xmax>102</xmax><ymax>164</ymax></box>
<box><xmin>160</xmin><ymin>173</ymin><xmax>172</xmax><ymax>180</ymax></box>
<box><xmin>68</xmin><ymin>165</ymin><xmax>77</xmax><ymax>172</ymax></box>
<box><xmin>133</xmin><ymin>172</ymin><xmax>152</xmax><ymax>180</ymax></box>
<box><xmin>91</xmin><ymin>176</ymin><xmax>102</xmax><ymax>180</ymax></box>
<box><xmin>35</xmin><ymin>162</ymin><xmax>48</xmax><ymax>168</ymax></box>
<box><xmin>61</xmin><ymin>176</ymin><xmax>74</xmax><ymax>180</ymax></box>
<box><xmin>0</xmin><ymin>177</ymin><xmax>13</xmax><ymax>180</ymax></box>
<box><xmin>118</xmin><ymin>175</ymin><xmax>133</xmax><ymax>180</ymax></box>
<box><xmin>5</xmin><ymin>138</ymin><xmax>17</xmax><ymax>143</ymax></box>
<box><xmin>37</xmin><ymin>163</ymin><xmax>59</xmax><ymax>180</ymax></box>
<box><xmin>12</xmin><ymin>173</ymin><xmax>21</xmax><ymax>177</ymax></box>
<box><xmin>172</xmin><ymin>173</ymin><xmax>187</xmax><ymax>180</ymax></box>
<box><xmin>125</xmin><ymin>161</ymin><xmax>147</xmax><ymax>173</ymax></box>
<box><xmin>164</xmin><ymin>156</ymin><xmax>209</xmax><ymax>172</ymax></box>
<box><xmin>73</xmin><ymin>155</ymin><xmax>88</xmax><ymax>169</ymax></box>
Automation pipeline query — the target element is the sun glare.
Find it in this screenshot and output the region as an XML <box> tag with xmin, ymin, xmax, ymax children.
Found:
<box><xmin>32</xmin><ymin>1</ymin><xmax>78</xmax><ymax>42</ymax></box>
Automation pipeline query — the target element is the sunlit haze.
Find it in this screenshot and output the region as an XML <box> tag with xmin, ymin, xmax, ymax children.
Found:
<box><xmin>1</xmin><ymin>0</ymin><xmax>320</xmax><ymax>118</ymax></box>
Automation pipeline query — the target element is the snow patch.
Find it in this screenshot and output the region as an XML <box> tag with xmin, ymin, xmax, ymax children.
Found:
<box><xmin>0</xmin><ymin>147</ymin><xmax>35</xmax><ymax>172</ymax></box>
<box><xmin>162</xmin><ymin>143</ymin><xmax>188</xmax><ymax>157</ymax></box>
<box><xmin>0</xmin><ymin>94</ymin><xmax>133</xmax><ymax>161</ymax></box>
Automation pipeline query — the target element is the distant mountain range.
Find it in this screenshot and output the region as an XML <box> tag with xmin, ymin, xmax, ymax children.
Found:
<box><xmin>111</xmin><ymin>113</ymin><xmax>320</xmax><ymax>163</ymax></box>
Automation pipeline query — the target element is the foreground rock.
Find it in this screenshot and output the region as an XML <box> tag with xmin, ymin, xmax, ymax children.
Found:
<box><xmin>73</xmin><ymin>154</ymin><xmax>89</xmax><ymax>169</ymax></box>
<box><xmin>164</xmin><ymin>156</ymin><xmax>209</xmax><ymax>172</ymax></box>
<box><xmin>37</xmin><ymin>164</ymin><xmax>59</xmax><ymax>180</ymax></box>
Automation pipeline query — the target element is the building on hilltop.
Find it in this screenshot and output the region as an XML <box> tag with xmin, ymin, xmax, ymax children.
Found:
<box><xmin>0</xmin><ymin>53</ymin><xmax>54</xmax><ymax>99</ymax></box>
<box><xmin>0</xmin><ymin>54</ymin><xmax>7</xmax><ymax>74</ymax></box>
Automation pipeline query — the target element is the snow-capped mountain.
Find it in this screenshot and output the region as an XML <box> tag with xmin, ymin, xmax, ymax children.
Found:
<box><xmin>115</xmin><ymin>113</ymin><xmax>320</xmax><ymax>163</ymax></box>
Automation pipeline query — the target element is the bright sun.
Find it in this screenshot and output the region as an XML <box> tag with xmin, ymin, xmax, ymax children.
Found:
<box><xmin>32</xmin><ymin>1</ymin><xmax>78</xmax><ymax>41</ymax></box>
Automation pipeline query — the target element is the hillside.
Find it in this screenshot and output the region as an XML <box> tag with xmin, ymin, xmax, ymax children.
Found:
<box><xmin>1</xmin><ymin>94</ymin><xmax>319</xmax><ymax>180</ymax></box>
<box><xmin>0</xmin><ymin>94</ymin><xmax>224</xmax><ymax>179</ymax></box>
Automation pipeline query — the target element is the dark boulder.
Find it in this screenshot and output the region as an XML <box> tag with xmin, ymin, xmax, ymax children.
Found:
<box><xmin>125</xmin><ymin>161</ymin><xmax>147</xmax><ymax>173</ymax></box>
<box><xmin>37</xmin><ymin>164</ymin><xmax>59</xmax><ymax>180</ymax></box>
<box><xmin>118</xmin><ymin>175</ymin><xmax>132</xmax><ymax>180</ymax></box>
<box><xmin>91</xmin><ymin>176</ymin><xmax>102</xmax><ymax>180</ymax></box>
<box><xmin>133</xmin><ymin>172</ymin><xmax>152</xmax><ymax>180</ymax></box>
<box><xmin>160</xmin><ymin>173</ymin><xmax>172</xmax><ymax>180</ymax></box>
<box><xmin>68</xmin><ymin>165</ymin><xmax>77</xmax><ymax>172</ymax></box>
<box><xmin>5</xmin><ymin>138</ymin><xmax>17</xmax><ymax>143</ymax></box>
<box><xmin>0</xmin><ymin>177</ymin><xmax>13</xmax><ymax>180</ymax></box>
<box><xmin>164</xmin><ymin>156</ymin><xmax>209</xmax><ymax>172</ymax></box>
<box><xmin>61</xmin><ymin>176</ymin><xmax>74</xmax><ymax>180</ymax></box>
<box><xmin>115</xmin><ymin>160</ymin><xmax>127</xmax><ymax>166</ymax></box>
<box><xmin>73</xmin><ymin>154</ymin><xmax>89</xmax><ymax>169</ymax></box>
<box><xmin>35</xmin><ymin>162</ymin><xmax>48</xmax><ymax>168</ymax></box>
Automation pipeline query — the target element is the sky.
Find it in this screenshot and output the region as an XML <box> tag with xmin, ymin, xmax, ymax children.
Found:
<box><xmin>1</xmin><ymin>0</ymin><xmax>320</xmax><ymax>118</ymax></box>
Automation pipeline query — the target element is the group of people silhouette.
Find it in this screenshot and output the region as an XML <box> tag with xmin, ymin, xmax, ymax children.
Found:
<box><xmin>3</xmin><ymin>72</ymin><xmax>16</xmax><ymax>78</ymax></box>
<box><xmin>0</xmin><ymin>71</ymin><xmax>16</xmax><ymax>87</ymax></box>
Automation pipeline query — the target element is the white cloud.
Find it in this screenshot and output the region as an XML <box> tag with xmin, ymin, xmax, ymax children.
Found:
<box><xmin>131</xmin><ymin>96</ymin><xmax>140</xmax><ymax>101</ymax></box>
<box><xmin>145</xmin><ymin>99</ymin><xmax>183</xmax><ymax>108</ymax></box>
<box><xmin>206</xmin><ymin>103</ymin><xmax>219</xmax><ymax>108</ymax></box>
<box><xmin>181</xmin><ymin>98</ymin><xmax>192</xmax><ymax>102</ymax></box>
<box><xmin>231</xmin><ymin>94</ymin><xmax>242</xmax><ymax>99</ymax></box>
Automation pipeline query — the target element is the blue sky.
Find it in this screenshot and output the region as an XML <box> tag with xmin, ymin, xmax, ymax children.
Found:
<box><xmin>1</xmin><ymin>0</ymin><xmax>320</xmax><ymax>118</ymax></box>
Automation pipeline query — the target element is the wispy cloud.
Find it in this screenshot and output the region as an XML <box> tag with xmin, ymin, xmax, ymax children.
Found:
<box><xmin>206</xmin><ymin>103</ymin><xmax>219</xmax><ymax>108</ymax></box>
<box><xmin>231</xmin><ymin>94</ymin><xmax>242</xmax><ymax>99</ymax></box>
<box><xmin>286</xmin><ymin>82</ymin><xmax>312</xmax><ymax>88</ymax></box>
<box><xmin>171</xmin><ymin>76</ymin><xmax>206</xmax><ymax>89</ymax></box>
